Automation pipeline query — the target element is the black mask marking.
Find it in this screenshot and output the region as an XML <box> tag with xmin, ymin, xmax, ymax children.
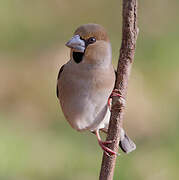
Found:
<box><xmin>80</xmin><ymin>37</ymin><xmax>96</xmax><ymax>47</ymax></box>
<box><xmin>73</xmin><ymin>52</ymin><xmax>84</xmax><ymax>63</ymax></box>
<box><xmin>72</xmin><ymin>36</ymin><xmax>96</xmax><ymax>64</ymax></box>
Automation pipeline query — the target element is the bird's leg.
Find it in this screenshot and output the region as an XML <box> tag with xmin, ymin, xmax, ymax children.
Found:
<box><xmin>108</xmin><ymin>89</ymin><xmax>126</xmax><ymax>110</ymax></box>
<box><xmin>107</xmin><ymin>97</ymin><xmax>112</xmax><ymax>110</ymax></box>
<box><xmin>94</xmin><ymin>130</ymin><xmax>117</xmax><ymax>156</ymax></box>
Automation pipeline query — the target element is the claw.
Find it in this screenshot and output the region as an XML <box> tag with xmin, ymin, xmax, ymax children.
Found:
<box><xmin>110</xmin><ymin>89</ymin><xmax>123</xmax><ymax>98</ymax></box>
<box><xmin>94</xmin><ymin>130</ymin><xmax>118</xmax><ymax>156</ymax></box>
<box><xmin>108</xmin><ymin>89</ymin><xmax>126</xmax><ymax>110</ymax></box>
<box><xmin>101</xmin><ymin>140</ymin><xmax>114</xmax><ymax>145</ymax></box>
<box><xmin>98</xmin><ymin>141</ymin><xmax>117</xmax><ymax>155</ymax></box>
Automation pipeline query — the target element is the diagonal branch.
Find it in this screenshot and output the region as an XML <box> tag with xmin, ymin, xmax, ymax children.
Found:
<box><xmin>99</xmin><ymin>0</ymin><xmax>138</xmax><ymax>179</ymax></box>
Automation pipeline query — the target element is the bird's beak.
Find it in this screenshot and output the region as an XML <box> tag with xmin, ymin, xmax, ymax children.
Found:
<box><xmin>65</xmin><ymin>35</ymin><xmax>85</xmax><ymax>53</ymax></box>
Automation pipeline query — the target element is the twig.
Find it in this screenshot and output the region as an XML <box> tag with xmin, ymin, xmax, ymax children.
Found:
<box><xmin>99</xmin><ymin>0</ymin><xmax>138</xmax><ymax>179</ymax></box>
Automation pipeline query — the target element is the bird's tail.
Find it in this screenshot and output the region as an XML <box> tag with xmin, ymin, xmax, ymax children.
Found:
<box><xmin>119</xmin><ymin>128</ymin><xmax>136</xmax><ymax>154</ymax></box>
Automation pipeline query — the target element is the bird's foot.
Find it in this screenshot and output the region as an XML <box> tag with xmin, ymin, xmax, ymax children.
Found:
<box><xmin>110</xmin><ymin>89</ymin><xmax>122</xmax><ymax>98</ymax></box>
<box><xmin>94</xmin><ymin>130</ymin><xmax>119</xmax><ymax>156</ymax></box>
<box><xmin>108</xmin><ymin>89</ymin><xmax>126</xmax><ymax>110</ymax></box>
<box><xmin>98</xmin><ymin>140</ymin><xmax>118</xmax><ymax>156</ymax></box>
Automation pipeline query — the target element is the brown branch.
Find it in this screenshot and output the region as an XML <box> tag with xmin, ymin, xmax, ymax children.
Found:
<box><xmin>99</xmin><ymin>0</ymin><xmax>138</xmax><ymax>180</ymax></box>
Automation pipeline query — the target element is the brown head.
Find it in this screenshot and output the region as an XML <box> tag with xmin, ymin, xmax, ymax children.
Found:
<box><xmin>66</xmin><ymin>24</ymin><xmax>111</xmax><ymax>65</ymax></box>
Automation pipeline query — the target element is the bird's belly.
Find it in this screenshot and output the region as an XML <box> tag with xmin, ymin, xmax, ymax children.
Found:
<box><xmin>59</xmin><ymin>78</ymin><xmax>111</xmax><ymax>131</ymax></box>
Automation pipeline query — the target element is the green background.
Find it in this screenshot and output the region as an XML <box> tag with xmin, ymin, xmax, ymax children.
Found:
<box><xmin>0</xmin><ymin>0</ymin><xmax>179</xmax><ymax>179</ymax></box>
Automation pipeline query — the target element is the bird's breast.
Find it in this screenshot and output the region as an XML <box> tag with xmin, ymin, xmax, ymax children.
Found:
<box><xmin>58</xmin><ymin>64</ymin><xmax>115</xmax><ymax>131</ymax></box>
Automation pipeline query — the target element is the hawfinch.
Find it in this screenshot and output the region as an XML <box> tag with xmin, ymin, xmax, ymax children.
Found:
<box><xmin>57</xmin><ymin>24</ymin><xmax>136</xmax><ymax>155</ymax></box>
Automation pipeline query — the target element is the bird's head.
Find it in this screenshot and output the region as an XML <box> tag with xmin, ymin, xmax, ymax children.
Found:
<box><xmin>66</xmin><ymin>24</ymin><xmax>112</xmax><ymax>66</ymax></box>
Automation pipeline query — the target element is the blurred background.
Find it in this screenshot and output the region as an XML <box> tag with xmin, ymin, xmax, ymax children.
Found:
<box><xmin>0</xmin><ymin>0</ymin><xmax>179</xmax><ymax>179</ymax></box>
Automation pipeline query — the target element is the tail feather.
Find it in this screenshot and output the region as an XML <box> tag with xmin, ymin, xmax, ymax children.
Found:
<box><xmin>119</xmin><ymin>128</ymin><xmax>136</xmax><ymax>154</ymax></box>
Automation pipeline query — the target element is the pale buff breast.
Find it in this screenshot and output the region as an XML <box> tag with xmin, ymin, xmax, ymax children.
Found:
<box><xmin>58</xmin><ymin>60</ymin><xmax>115</xmax><ymax>131</ymax></box>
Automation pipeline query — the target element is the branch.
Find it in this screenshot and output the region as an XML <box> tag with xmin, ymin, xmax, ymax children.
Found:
<box><xmin>99</xmin><ymin>0</ymin><xmax>138</xmax><ymax>180</ymax></box>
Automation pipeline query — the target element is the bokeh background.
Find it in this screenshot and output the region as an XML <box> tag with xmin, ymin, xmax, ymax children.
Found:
<box><xmin>0</xmin><ymin>0</ymin><xmax>179</xmax><ymax>179</ymax></box>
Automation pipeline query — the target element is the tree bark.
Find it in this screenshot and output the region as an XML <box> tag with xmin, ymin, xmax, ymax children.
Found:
<box><xmin>99</xmin><ymin>0</ymin><xmax>138</xmax><ymax>180</ymax></box>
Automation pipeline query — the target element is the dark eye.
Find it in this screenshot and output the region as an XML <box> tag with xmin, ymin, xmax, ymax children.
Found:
<box><xmin>87</xmin><ymin>37</ymin><xmax>96</xmax><ymax>44</ymax></box>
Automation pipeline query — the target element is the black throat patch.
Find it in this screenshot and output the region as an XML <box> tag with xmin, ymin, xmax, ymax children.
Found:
<box><xmin>73</xmin><ymin>52</ymin><xmax>84</xmax><ymax>63</ymax></box>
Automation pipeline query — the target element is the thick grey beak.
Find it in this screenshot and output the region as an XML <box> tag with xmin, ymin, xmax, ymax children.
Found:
<box><xmin>65</xmin><ymin>35</ymin><xmax>85</xmax><ymax>53</ymax></box>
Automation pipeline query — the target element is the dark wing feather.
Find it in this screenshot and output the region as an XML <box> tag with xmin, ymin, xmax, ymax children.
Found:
<box><xmin>56</xmin><ymin>65</ymin><xmax>65</xmax><ymax>98</ymax></box>
<box><xmin>115</xmin><ymin>69</ymin><xmax>117</xmax><ymax>84</ymax></box>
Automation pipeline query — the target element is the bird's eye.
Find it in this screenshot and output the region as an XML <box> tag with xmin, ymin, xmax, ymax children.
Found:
<box><xmin>87</xmin><ymin>37</ymin><xmax>96</xmax><ymax>44</ymax></box>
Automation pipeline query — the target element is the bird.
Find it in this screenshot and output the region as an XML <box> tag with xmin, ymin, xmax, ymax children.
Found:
<box><xmin>56</xmin><ymin>23</ymin><xmax>136</xmax><ymax>155</ymax></box>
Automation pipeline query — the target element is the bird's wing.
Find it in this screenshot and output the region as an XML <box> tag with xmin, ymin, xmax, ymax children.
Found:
<box><xmin>56</xmin><ymin>65</ymin><xmax>65</xmax><ymax>98</ymax></box>
<box><xmin>115</xmin><ymin>69</ymin><xmax>117</xmax><ymax>84</ymax></box>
